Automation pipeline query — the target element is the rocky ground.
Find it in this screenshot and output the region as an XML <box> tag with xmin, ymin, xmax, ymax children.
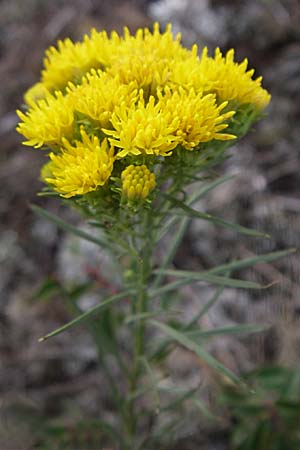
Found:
<box><xmin>0</xmin><ymin>0</ymin><xmax>299</xmax><ymax>449</ymax></box>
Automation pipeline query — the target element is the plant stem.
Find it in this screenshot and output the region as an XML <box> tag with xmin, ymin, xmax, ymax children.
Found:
<box><xmin>124</xmin><ymin>214</ymin><xmax>152</xmax><ymax>449</ymax></box>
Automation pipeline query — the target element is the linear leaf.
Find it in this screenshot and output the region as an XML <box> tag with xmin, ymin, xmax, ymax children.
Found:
<box><xmin>150</xmin><ymin>320</ymin><xmax>241</xmax><ymax>384</ymax></box>
<box><xmin>187</xmin><ymin>323</ymin><xmax>269</xmax><ymax>340</ymax></box>
<box><xmin>153</xmin><ymin>215</ymin><xmax>190</xmax><ymax>289</ymax></box>
<box><xmin>31</xmin><ymin>204</ymin><xmax>111</xmax><ymax>249</ymax></box>
<box><xmin>156</xmin><ymin>175</ymin><xmax>235</xmax><ymax>242</ymax></box>
<box><xmin>39</xmin><ymin>289</ymin><xmax>133</xmax><ymax>341</ymax></box>
<box><xmin>150</xmin><ymin>275</ymin><xmax>262</xmax><ymax>299</ymax></box>
<box><xmin>125</xmin><ymin>310</ymin><xmax>180</xmax><ymax>325</ymax></box>
<box><xmin>187</xmin><ymin>174</ymin><xmax>236</xmax><ymax>200</ymax></box>
<box><xmin>162</xmin><ymin>193</ymin><xmax>269</xmax><ymax>238</ymax></box>
<box><xmin>186</xmin><ymin>285</ymin><xmax>225</xmax><ymax>326</ymax></box>
<box><xmin>204</xmin><ymin>248</ymin><xmax>296</xmax><ymax>275</ymax></box>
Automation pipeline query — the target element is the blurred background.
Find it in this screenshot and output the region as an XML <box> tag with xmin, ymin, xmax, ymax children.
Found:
<box><xmin>0</xmin><ymin>0</ymin><xmax>300</xmax><ymax>449</ymax></box>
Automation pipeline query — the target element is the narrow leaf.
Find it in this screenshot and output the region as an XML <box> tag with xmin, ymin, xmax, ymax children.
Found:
<box><xmin>157</xmin><ymin>175</ymin><xmax>235</xmax><ymax>242</ymax></box>
<box><xmin>150</xmin><ymin>320</ymin><xmax>241</xmax><ymax>384</ymax></box>
<box><xmin>39</xmin><ymin>289</ymin><xmax>133</xmax><ymax>341</ymax></box>
<box><xmin>204</xmin><ymin>248</ymin><xmax>296</xmax><ymax>275</ymax></box>
<box><xmin>187</xmin><ymin>323</ymin><xmax>269</xmax><ymax>340</ymax></box>
<box><xmin>163</xmin><ymin>193</ymin><xmax>269</xmax><ymax>238</ymax></box>
<box><xmin>31</xmin><ymin>204</ymin><xmax>111</xmax><ymax>249</ymax></box>
<box><xmin>153</xmin><ymin>216</ymin><xmax>190</xmax><ymax>289</ymax></box>
<box><xmin>187</xmin><ymin>174</ymin><xmax>235</xmax><ymax>200</ymax></box>
<box><xmin>185</xmin><ymin>285</ymin><xmax>225</xmax><ymax>326</ymax></box>
<box><xmin>150</xmin><ymin>275</ymin><xmax>262</xmax><ymax>299</ymax></box>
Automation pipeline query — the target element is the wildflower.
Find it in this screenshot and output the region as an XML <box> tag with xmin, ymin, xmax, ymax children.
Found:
<box><xmin>108</xmin><ymin>23</ymin><xmax>190</xmax><ymax>95</ymax></box>
<box><xmin>24</xmin><ymin>82</ymin><xmax>50</xmax><ymax>106</ymax></box>
<box><xmin>158</xmin><ymin>87</ymin><xmax>236</xmax><ymax>149</ymax></box>
<box><xmin>68</xmin><ymin>70</ymin><xmax>138</xmax><ymax>129</ymax></box>
<box><xmin>199</xmin><ymin>47</ymin><xmax>271</xmax><ymax>109</ymax></box>
<box><xmin>103</xmin><ymin>93</ymin><xmax>179</xmax><ymax>157</ymax></box>
<box><xmin>16</xmin><ymin>23</ymin><xmax>271</xmax><ymax>204</ymax></box>
<box><xmin>121</xmin><ymin>165</ymin><xmax>156</xmax><ymax>200</ymax></box>
<box><xmin>43</xmin><ymin>129</ymin><xmax>114</xmax><ymax>198</ymax></box>
<box><xmin>41</xmin><ymin>30</ymin><xmax>117</xmax><ymax>92</ymax></box>
<box><xmin>16</xmin><ymin>91</ymin><xmax>74</xmax><ymax>148</ymax></box>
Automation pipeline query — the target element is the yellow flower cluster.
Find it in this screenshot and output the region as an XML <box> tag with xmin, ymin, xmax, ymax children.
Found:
<box><xmin>44</xmin><ymin>129</ymin><xmax>114</xmax><ymax>198</ymax></box>
<box><xmin>121</xmin><ymin>165</ymin><xmax>156</xmax><ymax>200</ymax></box>
<box><xmin>16</xmin><ymin>23</ymin><xmax>270</xmax><ymax>200</ymax></box>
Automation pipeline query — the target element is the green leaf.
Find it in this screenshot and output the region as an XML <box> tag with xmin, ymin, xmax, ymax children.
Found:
<box><xmin>150</xmin><ymin>274</ymin><xmax>262</xmax><ymax>298</ymax></box>
<box><xmin>186</xmin><ymin>323</ymin><xmax>269</xmax><ymax>340</ymax></box>
<box><xmin>141</xmin><ymin>357</ymin><xmax>161</xmax><ymax>414</ymax></box>
<box><xmin>160</xmin><ymin>385</ymin><xmax>199</xmax><ymax>412</ymax></box>
<box><xmin>156</xmin><ymin>175</ymin><xmax>235</xmax><ymax>242</ymax></box>
<box><xmin>31</xmin><ymin>204</ymin><xmax>112</xmax><ymax>249</ymax></box>
<box><xmin>162</xmin><ymin>193</ymin><xmax>270</xmax><ymax>238</ymax></box>
<box><xmin>150</xmin><ymin>320</ymin><xmax>241</xmax><ymax>385</ymax></box>
<box><xmin>153</xmin><ymin>216</ymin><xmax>190</xmax><ymax>289</ymax></box>
<box><xmin>124</xmin><ymin>310</ymin><xmax>180</xmax><ymax>325</ymax></box>
<box><xmin>204</xmin><ymin>248</ymin><xmax>296</xmax><ymax>276</ymax></box>
<box><xmin>192</xmin><ymin>398</ymin><xmax>218</xmax><ymax>421</ymax></box>
<box><xmin>185</xmin><ymin>285</ymin><xmax>225</xmax><ymax>327</ymax></box>
<box><xmin>154</xmin><ymin>247</ymin><xmax>296</xmax><ymax>290</ymax></box>
<box><xmin>187</xmin><ymin>174</ymin><xmax>236</xmax><ymax>199</ymax></box>
<box><xmin>31</xmin><ymin>277</ymin><xmax>63</xmax><ymax>302</ymax></box>
<box><xmin>38</xmin><ymin>289</ymin><xmax>133</xmax><ymax>341</ymax></box>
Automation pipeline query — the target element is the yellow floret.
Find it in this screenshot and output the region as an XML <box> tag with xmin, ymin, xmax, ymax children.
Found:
<box><xmin>158</xmin><ymin>87</ymin><xmax>236</xmax><ymax>150</ymax></box>
<box><xmin>43</xmin><ymin>129</ymin><xmax>115</xmax><ymax>198</ymax></box>
<box><xmin>121</xmin><ymin>165</ymin><xmax>156</xmax><ymax>200</ymax></box>
<box><xmin>166</xmin><ymin>45</ymin><xmax>212</xmax><ymax>94</ymax></box>
<box><xmin>24</xmin><ymin>82</ymin><xmax>50</xmax><ymax>106</ymax></box>
<box><xmin>16</xmin><ymin>91</ymin><xmax>75</xmax><ymax>148</ymax></box>
<box><xmin>199</xmin><ymin>47</ymin><xmax>271</xmax><ymax>110</ymax></box>
<box><xmin>68</xmin><ymin>70</ymin><xmax>138</xmax><ymax>128</ymax></box>
<box><xmin>41</xmin><ymin>29</ymin><xmax>118</xmax><ymax>92</ymax></box>
<box><xmin>103</xmin><ymin>92</ymin><xmax>180</xmax><ymax>157</ymax></box>
<box><xmin>108</xmin><ymin>23</ymin><xmax>191</xmax><ymax>95</ymax></box>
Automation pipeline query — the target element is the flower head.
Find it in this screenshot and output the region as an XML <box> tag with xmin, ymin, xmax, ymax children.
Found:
<box><xmin>68</xmin><ymin>70</ymin><xmax>138</xmax><ymax>129</ymax></box>
<box><xmin>108</xmin><ymin>23</ymin><xmax>189</xmax><ymax>95</ymax></box>
<box><xmin>41</xmin><ymin>30</ymin><xmax>117</xmax><ymax>92</ymax></box>
<box><xmin>16</xmin><ymin>91</ymin><xmax>74</xmax><ymax>148</ymax></box>
<box><xmin>17</xmin><ymin>23</ymin><xmax>271</xmax><ymax>206</ymax></box>
<box><xmin>121</xmin><ymin>165</ymin><xmax>156</xmax><ymax>200</ymax></box>
<box><xmin>158</xmin><ymin>87</ymin><xmax>236</xmax><ymax>150</ymax></box>
<box><xmin>103</xmin><ymin>92</ymin><xmax>180</xmax><ymax>157</ymax></box>
<box><xmin>43</xmin><ymin>129</ymin><xmax>114</xmax><ymax>198</ymax></box>
<box><xmin>199</xmin><ymin>47</ymin><xmax>271</xmax><ymax>110</ymax></box>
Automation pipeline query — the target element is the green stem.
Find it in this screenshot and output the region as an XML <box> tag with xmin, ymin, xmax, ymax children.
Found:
<box><xmin>124</xmin><ymin>215</ymin><xmax>152</xmax><ymax>449</ymax></box>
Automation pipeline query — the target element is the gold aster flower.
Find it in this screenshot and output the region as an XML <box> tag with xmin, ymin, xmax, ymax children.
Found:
<box><xmin>103</xmin><ymin>93</ymin><xmax>180</xmax><ymax>157</ymax></box>
<box><xmin>41</xmin><ymin>30</ymin><xmax>116</xmax><ymax>92</ymax></box>
<box><xmin>199</xmin><ymin>47</ymin><xmax>271</xmax><ymax>110</ymax></box>
<box><xmin>121</xmin><ymin>165</ymin><xmax>156</xmax><ymax>200</ymax></box>
<box><xmin>24</xmin><ymin>82</ymin><xmax>50</xmax><ymax>106</ymax></box>
<box><xmin>158</xmin><ymin>87</ymin><xmax>236</xmax><ymax>150</ymax></box>
<box><xmin>107</xmin><ymin>23</ymin><xmax>191</xmax><ymax>95</ymax></box>
<box><xmin>16</xmin><ymin>91</ymin><xmax>75</xmax><ymax>148</ymax></box>
<box><xmin>68</xmin><ymin>70</ymin><xmax>138</xmax><ymax>129</ymax></box>
<box><xmin>43</xmin><ymin>129</ymin><xmax>114</xmax><ymax>198</ymax></box>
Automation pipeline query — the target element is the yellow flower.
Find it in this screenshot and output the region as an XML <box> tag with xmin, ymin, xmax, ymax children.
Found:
<box><xmin>41</xmin><ymin>29</ymin><xmax>118</xmax><ymax>92</ymax></box>
<box><xmin>158</xmin><ymin>87</ymin><xmax>236</xmax><ymax>150</ymax></box>
<box><xmin>103</xmin><ymin>92</ymin><xmax>179</xmax><ymax>157</ymax></box>
<box><xmin>166</xmin><ymin>45</ymin><xmax>212</xmax><ymax>94</ymax></box>
<box><xmin>24</xmin><ymin>82</ymin><xmax>50</xmax><ymax>106</ymax></box>
<box><xmin>108</xmin><ymin>23</ymin><xmax>191</xmax><ymax>95</ymax></box>
<box><xmin>43</xmin><ymin>129</ymin><xmax>114</xmax><ymax>198</ymax></box>
<box><xmin>16</xmin><ymin>91</ymin><xmax>74</xmax><ymax>148</ymax></box>
<box><xmin>199</xmin><ymin>47</ymin><xmax>271</xmax><ymax>110</ymax></box>
<box><xmin>121</xmin><ymin>165</ymin><xmax>156</xmax><ymax>200</ymax></box>
<box><xmin>68</xmin><ymin>70</ymin><xmax>138</xmax><ymax>128</ymax></box>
